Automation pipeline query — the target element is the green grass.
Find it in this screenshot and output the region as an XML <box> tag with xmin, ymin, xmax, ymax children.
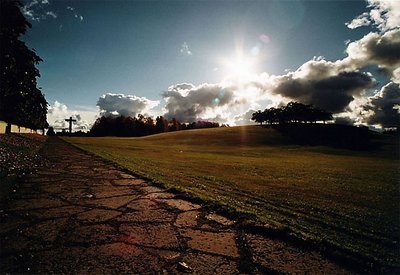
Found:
<box><xmin>65</xmin><ymin>126</ymin><xmax>399</xmax><ymax>270</ymax></box>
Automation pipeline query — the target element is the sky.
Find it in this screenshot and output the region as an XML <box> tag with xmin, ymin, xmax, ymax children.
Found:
<box><xmin>21</xmin><ymin>0</ymin><xmax>400</xmax><ymax>131</ymax></box>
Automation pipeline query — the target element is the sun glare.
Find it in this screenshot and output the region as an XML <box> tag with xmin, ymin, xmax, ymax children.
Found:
<box><xmin>222</xmin><ymin>52</ymin><xmax>257</xmax><ymax>81</ymax></box>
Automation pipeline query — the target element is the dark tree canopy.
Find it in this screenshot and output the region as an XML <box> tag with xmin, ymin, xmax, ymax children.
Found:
<box><xmin>0</xmin><ymin>0</ymin><xmax>48</xmax><ymax>132</ymax></box>
<box><xmin>251</xmin><ymin>102</ymin><xmax>333</xmax><ymax>125</ymax></box>
<box><xmin>90</xmin><ymin>114</ymin><xmax>220</xmax><ymax>137</ymax></box>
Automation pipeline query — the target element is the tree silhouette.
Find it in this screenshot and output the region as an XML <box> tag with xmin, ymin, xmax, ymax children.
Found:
<box><xmin>90</xmin><ymin>114</ymin><xmax>220</xmax><ymax>137</ymax></box>
<box><xmin>0</xmin><ymin>0</ymin><xmax>48</xmax><ymax>133</ymax></box>
<box><xmin>251</xmin><ymin>110</ymin><xmax>265</xmax><ymax>125</ymax></box>
<box><xmin>251</xmin><ymin>102</ymin><xmax>333</xmax><ymax>125</ymax></box>
<box><xmin>155</xmin><ymin>116</ymin><xmax>169</xmax><ymax>133</ymax></box>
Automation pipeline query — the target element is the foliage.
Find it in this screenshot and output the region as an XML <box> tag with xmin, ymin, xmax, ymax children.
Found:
<box><xmin>0</xmin><ymin>0</ymin><xmax>48</xmax><ymax>131</ymax></box>
<box><xmin>252</xmin><ymin>102</ymin><xmax>333</xmax><ymax>125</ymax></box>
<box><xmin>66</xmin><ymin>125</ymin><xmax>399</xmax><ymax>271</ymax></box>
<box><xmin>46</xmin><ymin>127</ymin><xmax>56</xmax><ymax>136</ymax></box>
<box><xmin>89</xmin><ymin>114</ymin><xmax>220</xmax><ymax>137</ymax></box>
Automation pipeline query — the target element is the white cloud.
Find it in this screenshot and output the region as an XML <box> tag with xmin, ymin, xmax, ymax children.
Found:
<box><xmin>22</xmin><ymin>0</ymin><xmax>57</xmax><ymax>21</ymax></box>
<box><xmin>47</xmin><ymin>101</ymin><xmax>97</xmax><ymax>131</ymax></box>
<box><xmin>74</xmin><ymin>13</ymin><xmax>84</xmax><ymax>21</ymax></box>
<box><xmin>180</xmin><ymin>42</ymin><xmax>192</xmax><ymax>56</ymax></box>
<box><xmin>347</xmin><ymin>0</ymin><xmax>400</xmax><ymax>31</ymax></box>
<box><xmin>66</xmin><ymin>6</ymin><xmax>74</xmax><ymax>11</ymax></box>
<box><xmin>345</xmin><ymin>12</ymin><xmax>370</xmax><ymax>29</ymax></box>
<box><xmin>161</xmin><ymin>78</ymin><xmax>276</xmax><ymax>125</ymax></box>
<box><xmin>46</xmin><ymin>11</ymin><xmax>57</xmax><ymax>19</ymax></box>
<box><xmin>97</xmin><ymin>93</ymin><xmax>159</xmax><ymax>117</ymax></box>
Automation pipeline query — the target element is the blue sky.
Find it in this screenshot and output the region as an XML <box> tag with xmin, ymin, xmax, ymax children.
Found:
<box><xmin>21</xmin><ymin>0</ymin><xmax>400</xmax><ymax>130</ymax></box>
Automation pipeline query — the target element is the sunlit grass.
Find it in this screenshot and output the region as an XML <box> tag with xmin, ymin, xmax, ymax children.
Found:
<box><xmin>65</xmin><ymin>126</ymin><xmax>399</xmax><ymax>269</ymax></box>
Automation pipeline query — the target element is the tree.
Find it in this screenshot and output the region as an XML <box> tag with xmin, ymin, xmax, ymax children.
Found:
<box><xmin>155</xmin><ymin>116</ymin><xmax>168</xmax><ymax>133</ymax></box>
<box><xmin>252</xmin><ymin>102</ymin><xmax>333</xmax><ymax>125</ymax></box>
<box><xmin>46</xmin><ymin>127</ymin><xmax>55</xmax><ymax>136</ymax></box>
<box><xmin>0</xmin><ymin>0</ymin><xmax>48</xmax><ymax>133</ymax></box>
<box><xmin>251</xmin><ymin>110</ymin><xmax>265</xmax><ymax>125</ymax></box>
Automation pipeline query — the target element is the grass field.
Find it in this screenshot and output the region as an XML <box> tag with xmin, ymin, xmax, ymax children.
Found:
<box><xmin>65</xmin><ymin>125</ymin><xmax>399</xmax><ymax>270</ymax></box>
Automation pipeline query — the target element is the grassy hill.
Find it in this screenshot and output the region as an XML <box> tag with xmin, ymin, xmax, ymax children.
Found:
<box><xmin>65</xmin><ymin>125</ymin><xmax>399</xmax><ymax>272</ymax></box>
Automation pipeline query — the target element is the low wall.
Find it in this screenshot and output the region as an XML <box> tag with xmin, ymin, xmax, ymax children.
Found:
<box><xmin>0</xmin><ymin>121</ymin><xmax>38</xmax><ymax>134</ymax></box>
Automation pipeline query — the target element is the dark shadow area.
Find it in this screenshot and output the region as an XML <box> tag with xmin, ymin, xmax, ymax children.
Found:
<box><xmin>271</xmin><ymin>123</ymin><xmax>373</xmax><ymax>150</ymax></box>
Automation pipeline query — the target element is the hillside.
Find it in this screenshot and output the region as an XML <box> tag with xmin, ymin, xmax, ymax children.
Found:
<box><xmin>139</xmin><ymin>124</ymin><xmax>397</xmax><ymax>155</ymax></box>
<box><xmin>66</xmin><ymin>125</ymin><xmax>400</xmax><ymax>272</ymax></box>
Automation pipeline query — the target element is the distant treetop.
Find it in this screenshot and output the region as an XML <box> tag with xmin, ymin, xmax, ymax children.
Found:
<box><xmin>251</xmin><ymin>102</ymin><xmax>333</xmax><ymax>125</ymax></box>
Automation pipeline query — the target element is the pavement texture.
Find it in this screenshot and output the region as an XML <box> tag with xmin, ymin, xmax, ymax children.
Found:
<box><xmin>0</xmin><ymin>137</ymin><xmax>351</xmax><ymax>274</ymax></box>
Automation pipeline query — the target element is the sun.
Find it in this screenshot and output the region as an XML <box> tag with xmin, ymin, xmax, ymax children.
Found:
<box><xmin>221</xmin><ymin>52</ymin><xmax>256</xmax><ymax>81</ymax></box>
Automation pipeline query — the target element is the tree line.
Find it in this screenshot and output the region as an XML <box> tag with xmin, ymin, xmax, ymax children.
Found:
<box><xmin>89</xmin><ymin>115</ymin><xmax>221</xmax><ymax>137</ymax></box>
<box><xmin>251</xmin><ymin>102</ymin><xmax>333</xmax><ymax>125</ymax></box>
<box><xmin>0</xmin><ymin>0</ymin><xmax>48</xmax><ymax>133</ymax></box>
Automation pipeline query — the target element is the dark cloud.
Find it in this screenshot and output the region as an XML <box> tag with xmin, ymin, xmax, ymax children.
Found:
<box><xmin>344</xmin><ymin>29</ymin><xmax>400</xmax><ymax>82</ymax></box>
<box><xmin>334</xmin><ymin>116</ymin><xmax>355</xmax><ymax>126</ymax></box>
<box><xmin>364</xmin><ymin>82</ymin><xmax>400</xmax><ymax>128</ymax></box>
<box><xmin>97</xmin><ymin>93</ymin><xmax>159</xmax><ymax>117</ymax></box>
<box><xmin>272</xmin><ymin>69</ymin><xmax>375</xmax><ymax>113</ymax></box>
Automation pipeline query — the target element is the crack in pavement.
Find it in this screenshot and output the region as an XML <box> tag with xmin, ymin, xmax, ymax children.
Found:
<box><xmin>0</xmin><ymin>137</ymin><xmax>351</xmax><ymax>274</ymax></box>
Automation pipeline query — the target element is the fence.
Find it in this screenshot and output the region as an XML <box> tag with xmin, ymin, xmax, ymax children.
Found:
<box><xmin>0</xmin><ymin>120</ymin><xmax>40</xmax><ymax>134</ymax></box>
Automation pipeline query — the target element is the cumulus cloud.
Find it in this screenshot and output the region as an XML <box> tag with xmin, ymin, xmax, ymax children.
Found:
<box><xmin>342</xmin><ymin>29</ymin><xmax>400</xmax><ymax>83</ymax></box>
<box><xmin>347</xmin><ymin>0</ymin><xmax>400</xmax><ymax>32</ymax></box>
<box><xmin>180</xmin><ymin>42</ymin><xmax>192</xmax><ymax>56</ymax></box>
<box><xmin>266</xmin><ymin>58</ymin><xmax>376</xmax><ymax>113</ymax></box>
<box><xmin>363</xmin><ymin>82</ymin><xmax>400</xmax><ymax>128</ymax></box>
<box><xmin>47</xmin><ymin>101</ymin><xmax>97</xmax><ymax>131</ymax></box>
<box><xmin>162</xmin><ymin>83</ymin><xmax>236</xmax><ymax>122</ymax></box>
<box><xmin>22</xmin><ymin>0</ymin><xmax>57</xmax><ymax>21</ymax></box>
<box><xmin>97</xmin><ymin>93</ymin><xmax>159</xmax><ymax>117</ymax></box>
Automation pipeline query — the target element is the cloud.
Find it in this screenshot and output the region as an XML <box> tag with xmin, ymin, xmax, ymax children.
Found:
<box><xmin>180</xmin><ymin>42</ymin><xmax>192</xmax><ymax>56</ymax></box>
<box><xmin>346</xmin><ymin>12</ymin><xmax>370</xmax><ymax>29</ymax></box>
<box><xmin>162</xmin><ymin>83</ymin><xmax>239</xmax><ymax>123</ymax></box>
<box><xmin>22</xmin><ymin>0</ymin><xmax>57</xmax><ymax>21</ymax></box>
<box><xmin>363</xmin><ymin>82</ymin><xmax>400</xmax><ymax>128</ymax></box>
<box><xmin>347</xmin><ymin>0</ymin><xmax>400</xmax><ymax>32</ymax></box>
<box><xmin>341</xmin><ymin>29</ymin><xmax>400</xmax><ymax>83</ymax></box>
<box><xmin>66</xmin><ymin>5</ymin><xmax>84</xmax><ymax>21</ymax></box>
<box><xmin>47</xmin><ymin>101</ymin><xmax>97</xmax><ymax>131</ymax></box>
<box><xmin>74</xmin><ymin>14</ymin><xmax>84</xmax><ymax>21</ymax></box>
<box><xmin>234</xmin><ymin>109</ymin><xmax>257</xmax><ymax>126</ymax></box>
<box><xmin>266</xmin><ymin>58</ymin><xmax>376</xmax><ymax>113</ymax></box>
<box><xmin>97</xmin><ymin>93</ymin><xmax>159</xmax><ymax>117</ymax></box>
<box><xmin>45</xmin><ymin>11</ymin><xmax>57</xmax><ymax>19</ymax></box>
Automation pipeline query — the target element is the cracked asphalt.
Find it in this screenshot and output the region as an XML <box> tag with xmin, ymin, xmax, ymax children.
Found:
<box><xmin>0</xmin><ymin>137</ymin><xmax>351</xmax><ymax>274</ymax></box>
